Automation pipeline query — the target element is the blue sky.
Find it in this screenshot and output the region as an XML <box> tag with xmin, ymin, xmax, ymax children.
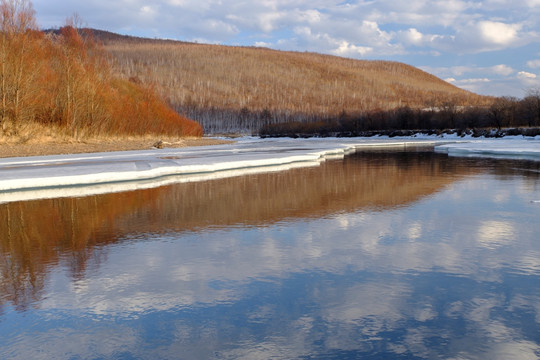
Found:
<box><xmin>32</xmin><ymin>0</ymin><xmax>540</xmax><ymax>98</ymax></box>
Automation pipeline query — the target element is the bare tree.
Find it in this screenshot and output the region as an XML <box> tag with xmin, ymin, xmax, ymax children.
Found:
<box><xmin>522</xmin><ymin>88</ymin><xmax>540</xmax><ymax>127</ymax></box>
<box><xmin>0</xmin><ymin>0</ymin><xmax>41</xmax><ymax>130</ymax></box>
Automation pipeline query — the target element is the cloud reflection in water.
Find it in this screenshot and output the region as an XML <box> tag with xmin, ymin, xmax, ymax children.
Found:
<box><xmin>1</xmin><ymin>151</ymin><xmax>539</xmax><ymax>359</ymax></box>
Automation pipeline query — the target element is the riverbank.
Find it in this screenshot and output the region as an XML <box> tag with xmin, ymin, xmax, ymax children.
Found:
<box><xmin>260</xmin><ymin>127</ymin><xmax>540</xmax><ymax>139</ymax></box>
<box><xmin>0</xmin><ymin>137</ymin><xmax>233</xmax><ymax>158</ymax></box>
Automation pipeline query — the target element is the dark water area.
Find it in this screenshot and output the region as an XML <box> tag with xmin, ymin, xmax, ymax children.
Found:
<box><xmin>1</xmin><ymin>150</ymin><xmax>539</xmax><ymax>359</ymax></box>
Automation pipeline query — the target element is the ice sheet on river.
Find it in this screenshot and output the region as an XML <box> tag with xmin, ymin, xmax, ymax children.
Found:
<box><xmin>0</xmin><ymin>137</ymin><xmax>538</xmax><ymax>203</ymax></box>
<box><xmin>435</xmin><ymin>138</ymin><xmax>540</xmax><ymax>160</ymax></box>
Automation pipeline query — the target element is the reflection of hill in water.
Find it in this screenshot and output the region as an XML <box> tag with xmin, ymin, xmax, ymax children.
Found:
<box><xmin>0</xmin><ymin>151</ymin><xmax>519</xmax><ymax>311</ymax></box>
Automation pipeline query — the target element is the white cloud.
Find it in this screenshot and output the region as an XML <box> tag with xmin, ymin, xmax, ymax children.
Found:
<box><xmin>517</xmin><ymin>71</ymin><xmax>540</xmax><ymax>87</ymax></box>
<box><xmin>254</xmin><ymin>41</ymin><xmax>272</xmax><ymax>47</ymax></box>
<box><xmin>367</xmin><ymin>0</ymin><xmax>476</xmax><ymax>27</ymax></box>
<box><xmin>448</xmin><ymin>78</ymin><xmax>492</xmax><ymax>94</ymax></box>
<box><xmin>527</xmin><ymin>59</ymin><xmax>540</xmax><ymax>68</ymax></box>
<box><xmin>299</xmin><ymin>9</ymin><xmax>323</xmax><ymax>24</ymax></box>
<box><xmin>478</xmin><ymin>21</ymin><xmax>521</xmax><ymax>46</ymax></box>
<box><xmin>257</xmin><ymin>11</ymin><xmax>285</xmax><ymax>32</ymax></box>
<box><xmin>139</xmin><ymin>5</ymin><xmax>158</xmax><ymax>21</ymax></box>
<box><xmin>271</xmin><ymin>19</ymin><xmax>398</xmax><ymax>58</ymax></box>
<box><xmin>422</xmin><ymin>65</ymin><xmax>528</xmax><ymax>96</ymax></box>
<box><xmin>402</xmin><ymin>28</ymin><xmax>424</xmax><ymax>45</ymax></box>
<box><xmin>518</xmin><ymin>71</ymin><xmax>537</xmax><ymax>79</ymax></box>
<box><xmin>31</xmin><ymin>0</ymin><xmax>539</xmax><ymax>52</ymax></box>
<box><xmin>166</xmin><ymin>0</ymin><xmax>186</xmax><ymax>5</ymax></box>
<box><xmin>458</xmin><ymin>78</ymin><xmax>492</xmax><ymax>84</ymax></box>
<box><xmin>446</xmin><ymin>66</ymin><xmax>476</xmax><ymax>76</ymax></box>
<box><xmin>438</xmin><ymin>20</ymin><xmax>529</xmax><ymax>54</ymax></box>
<box><xmin>422</xmin><ymin>64</ymin><xmax>515</xmax><ymax>78</ymax></box>
<box><xmin>491</xmin><ymin>64</ymin><xmax>515</xmax><ymax>76</ymax></box>
<box><xmin>526</xmin><ymin>0</ymin><xmax>540</xmax><ymax>6</ymax></box>
<box><xmin>333</xmin><ymin>41</ymin><xmax>373</xmax><ymax>57</ymax></box>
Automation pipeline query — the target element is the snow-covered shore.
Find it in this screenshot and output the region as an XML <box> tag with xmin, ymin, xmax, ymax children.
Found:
<box><xmin>0</xmin><ymin>137</ymin><xmax>538</xmax><ymax>204</ymax></box>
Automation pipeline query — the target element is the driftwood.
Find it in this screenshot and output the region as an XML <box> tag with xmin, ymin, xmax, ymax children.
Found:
<box><xmin>152</xmin><ymin>139</ymin><xmax>186</xmax><ymax>149</ymax></box>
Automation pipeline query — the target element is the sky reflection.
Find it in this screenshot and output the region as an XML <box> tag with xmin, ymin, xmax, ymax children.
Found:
<box><xmin>1</xmin><ymin>152</ymin><xmax>539</xmax><ymax>359</ymax></box>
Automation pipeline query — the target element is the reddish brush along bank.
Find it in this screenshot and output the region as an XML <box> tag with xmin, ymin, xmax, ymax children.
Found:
<box><xmin>0</xmin><ymin>0</ymin><xmax>202</xmax><ymax>139</ymax></box>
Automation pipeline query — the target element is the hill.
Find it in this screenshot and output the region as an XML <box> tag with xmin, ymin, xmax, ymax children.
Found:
<box><xmin>92</xmin><ymin>29</ymin><xmax>493</xmax><ymax>134</ymax></box>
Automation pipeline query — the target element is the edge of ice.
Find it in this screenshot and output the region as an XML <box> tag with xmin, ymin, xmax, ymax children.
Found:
<box><xmin>1</xmin><ymin>137</ymin><xmax>538</xmax><ymax>204</ymax></box>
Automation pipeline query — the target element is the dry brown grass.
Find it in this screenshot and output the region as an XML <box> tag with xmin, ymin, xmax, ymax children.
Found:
<box><xmin>0</xmin><ymin>120</ymin><xmax>229</xmax><ymax>157</ymax></box>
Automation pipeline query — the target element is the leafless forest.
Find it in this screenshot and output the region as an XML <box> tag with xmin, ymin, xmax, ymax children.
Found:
<box><xmin>95</xmin><ymin>30</ymin><xmax>492</xmax><ymax>134</ymax></box>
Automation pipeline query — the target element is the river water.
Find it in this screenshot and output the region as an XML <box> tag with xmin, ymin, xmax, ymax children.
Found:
<box><xmin>1</xmin><ymin>148</ymin><xmax>539</xmax><ymax>359</ymax></box>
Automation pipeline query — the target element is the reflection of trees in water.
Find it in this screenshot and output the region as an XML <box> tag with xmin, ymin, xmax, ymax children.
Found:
<box><xmin>2</xmin><ymin>151</ymin><xmax>523</xmax><ymax>312</ymax></box>
<box><xmin>487</xmin><ymin>158</ymin><xmax>540</xmax><ymax>197</ymax></box>
<box><xmin>488</xmin><ymin>158</ymin><xmax>540</xmax><ymax>179</ymax></box>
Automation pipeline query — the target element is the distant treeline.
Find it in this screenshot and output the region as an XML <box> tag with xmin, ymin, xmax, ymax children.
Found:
<box><xmin>0</xmin><ymin>0</ymin><xmax>202</xmax><ymax>139</ymax></box>
<box><xmin>259</xmin><ymin>94</ymin><xmax>540</xmax><ymax>138</ymax></box>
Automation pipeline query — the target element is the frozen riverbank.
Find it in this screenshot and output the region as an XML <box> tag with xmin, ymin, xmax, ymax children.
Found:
<box><xmin>0</xmin><ymin>137</ymin><xmax>538</xmax><ymax>203</ymax></box>
<box><xmin>434</xmin><ymin>138</ymin><xmax>540</xmax><ymax>160</ymax></box>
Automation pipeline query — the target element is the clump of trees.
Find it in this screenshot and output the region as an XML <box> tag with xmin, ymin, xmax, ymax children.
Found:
<box><xmin>0</xmin><ymin>0</ymin><xmax>202</xmax><ymax>139</ymax></box>
<box><xmin>259</xmin><ymin>93</ymin><xmax>540</xmax><ymax>138</ymax></box>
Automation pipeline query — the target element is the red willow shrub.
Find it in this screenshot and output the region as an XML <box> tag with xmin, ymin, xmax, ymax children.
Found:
<box><xmin>0</xmin><ymin>0</ymin><xmax>202</xmax><ymax>138</ymax></box>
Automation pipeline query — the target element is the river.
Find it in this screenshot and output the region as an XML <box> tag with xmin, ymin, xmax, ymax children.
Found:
<box><xmin>1</xmin><ymin>144</ymin><xmax>539</xmax><ymax>359</ymax></box>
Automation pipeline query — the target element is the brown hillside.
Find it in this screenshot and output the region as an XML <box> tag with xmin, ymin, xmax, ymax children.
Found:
<box><xmin>91</xmin><ymin>29</ymin><xmax>492</xmax><ymax>133</ymax></box>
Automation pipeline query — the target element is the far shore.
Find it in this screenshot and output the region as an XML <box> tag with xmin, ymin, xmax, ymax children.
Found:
<box><xmin>0</xmin><ymin>137</ymin><xmax>234</xmax><ymax>159</ymax></box>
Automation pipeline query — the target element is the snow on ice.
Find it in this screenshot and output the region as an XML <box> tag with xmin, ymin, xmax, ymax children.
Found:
<box><xmin>0</xmin><ymin>136</ymin><xmax>538</xmax><ymax>204</ymax></box>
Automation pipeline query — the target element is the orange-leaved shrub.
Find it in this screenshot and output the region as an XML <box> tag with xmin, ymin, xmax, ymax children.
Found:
<box><xmin>0</xmin><ymin>0</ymin><xmax>202</xmax><ymax>138</ymax></box>
<box><xmin>108</xmin><ymin>79</ymin><xmax>203</xmax><ymax>136</ymax></box>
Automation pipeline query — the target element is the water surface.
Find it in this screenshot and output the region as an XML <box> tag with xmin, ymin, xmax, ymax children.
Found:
<box><xmin>1</xmin><ymin>149</ymin><xmax>539</xmax><ymax>359</ymax></box>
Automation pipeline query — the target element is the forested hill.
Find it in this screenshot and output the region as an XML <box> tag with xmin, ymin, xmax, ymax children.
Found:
<box><xmin>90</xmin><ymin>29</ymin><xmax>493</xmax><ymax>134</ymax></box>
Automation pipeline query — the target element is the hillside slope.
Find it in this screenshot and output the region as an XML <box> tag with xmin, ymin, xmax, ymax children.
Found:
<box><xmin>92</xmin><ymin>30</ymin><xmax>492</xmax><ymax>133</ymax></box>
